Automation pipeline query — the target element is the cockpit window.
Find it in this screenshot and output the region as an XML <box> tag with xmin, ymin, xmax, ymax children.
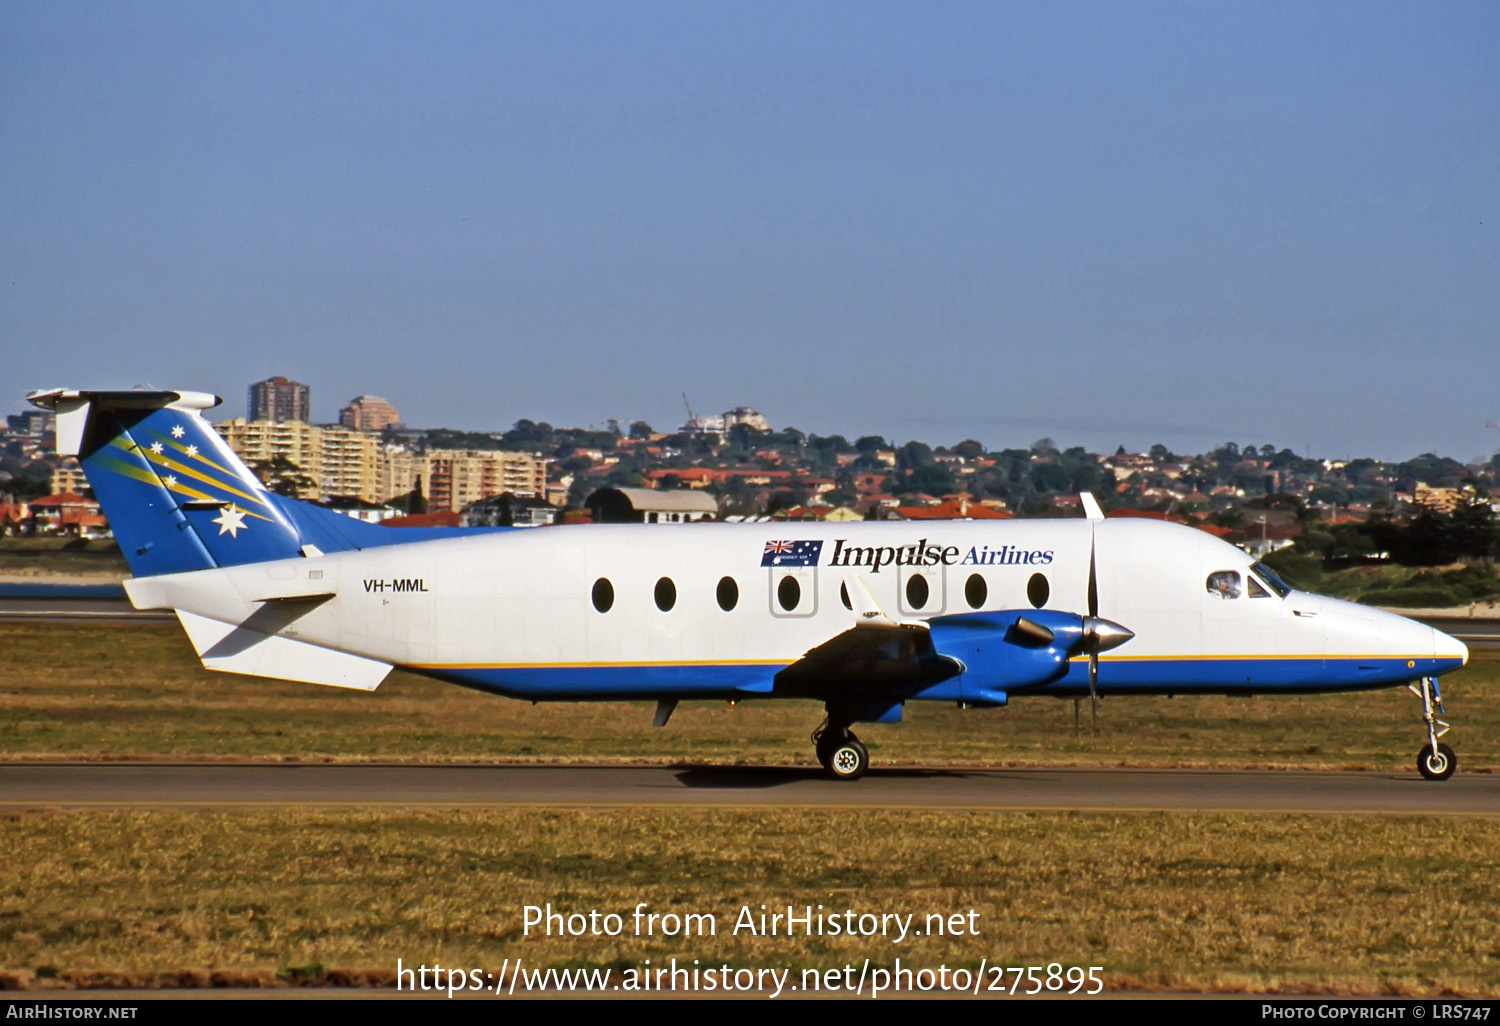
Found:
<box><xmin>1249</xmin><ymin>561</ymin><xmax>1292</xmax><ymax>598</ymax></box>
<box><xmin>1206</xmin><ymin>570</ymin><xmax>1241</xmax><ymax>599</ymax></box>
<box><xmin>1247</xmin><ymin>575</ymin><xmax>1270</xmax><ymax>598</ymax></box>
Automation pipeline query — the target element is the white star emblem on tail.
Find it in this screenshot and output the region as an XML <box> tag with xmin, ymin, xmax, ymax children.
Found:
<box><xmin>171</xmin><ymin>425</ymin><xmax>185</xmax><ymax>438</ymax></box>
<box><xmin>212</xmin><ymin>505</ymin><xmax>248</xmax><ymax>538</ymax></box>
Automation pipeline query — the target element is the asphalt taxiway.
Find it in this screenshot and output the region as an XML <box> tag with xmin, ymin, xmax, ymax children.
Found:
<box><xmin>2</xmin><ymin>763</ymin><xmax>1496</xmax><ymax>815</ymax></box>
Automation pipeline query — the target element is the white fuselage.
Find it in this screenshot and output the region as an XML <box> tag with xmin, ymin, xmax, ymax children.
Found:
<box><xmin>126</xmin><ymin>516</ymin><xmax>1466</xmax><ymax>701</ymax></box>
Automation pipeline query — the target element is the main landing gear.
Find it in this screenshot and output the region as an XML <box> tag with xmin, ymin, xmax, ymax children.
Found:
<box><xmin>813</xmin><ymin>719</ymin><xmax>868</xmax><ymax>781</ymax></box>
<box><xmin>1410</xmin><ymin>676</ymin><xmax>1457</xmax><ymax>781</ymax></box>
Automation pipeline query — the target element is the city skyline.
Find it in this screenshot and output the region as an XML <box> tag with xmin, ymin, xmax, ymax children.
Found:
<box><xmin>5</xmin><ymin>4</ymin><xmax>1498</xmax><ymax>463</ymax></box>
<box><xmin>6</xmin><ymin>379</ymin><xmax>1500</xmax><ymax>468</ymax></box>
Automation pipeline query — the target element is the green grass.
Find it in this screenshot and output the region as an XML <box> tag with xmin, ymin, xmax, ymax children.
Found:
<box><xmin>1262</xmin><ymin>554</ymin><xmax>1500</xmax><ymax>608</ymax></box>
<box><xmin>2</xmin><ymin>622</ymin><xmax>1496</xmax><ymax>772</ymax></box>
<box><xmin>0</xmin><ymin>537</ymin><xmax>127</xmax><ymax>576</ymax></box>
<box><xmin>2</xmin><ymin>809</ymin><xmax>1497</xmax><ymax>994</ymax></box>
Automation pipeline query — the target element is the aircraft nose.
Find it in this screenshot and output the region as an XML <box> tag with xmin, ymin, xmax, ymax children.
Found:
<box><xmin>1433</xmin><ymin>625</ymin><xmax>1469</xmax><ymax>668</ymax></box>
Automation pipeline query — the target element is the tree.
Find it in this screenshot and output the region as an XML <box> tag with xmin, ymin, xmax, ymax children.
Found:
<box><xmin>1029</xmin><ymin>462</ymin><xmax>1070</xmax><ymax>493</ymax></box>
<box><xmin>906</xmin><ymin>463</ymin><xmax>957</xmax><ymax>495</ymax></box>
<box><xmin>1449</xmin><ymin>489</ymin><xmax>1499</xmax><ymax>562</ymax></box>
<box><xmin>628</xmin><ymin>421</ymin><xmax>655</xmax><ymax>440</ymax></box>
<box><xmin>726</xmin><ymin>423</ymin><xmax>762</xmax><ymax>452</ymax></box>
<box><xmin>605</xmin><ymin>461</ymin><xmax>645</xmax><ymax>488</ymax></box>
<box><xmin>249</xmin><ymin>457</ymin><xmax>316</xmax><ymax>499</ymax></box>
<box><xmin>502</xmin><ymin>419</ymin><xmax>555</xmax><ymax>449</ymax></box>
<box><xmin>896</xmin><ymin>441</ymin><xmax>935</xmax><ymax>472</ymax></box>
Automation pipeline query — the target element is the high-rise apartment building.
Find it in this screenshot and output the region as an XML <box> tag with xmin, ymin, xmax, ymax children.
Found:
<box><xmin>424</xmin><ymin>450</ymin><xmax>549</xmax><ymax>511</ymax></box>
<box><xmin>248</xmin><ymin>376</ymin><xmax>311</xmax><ymax>423</ymax></box>
<box><xmin>218</xmin><ymin>419</ymin><xmax>322</xmax><ymax>499</ymax></box>
<box><xmin>318</xmin><ymin>426</ymin><xmax>380</xmax><ymax>500</ymax></box>
<box><xmin>377</xmin><ymin>446</ymin><xmax>420</xmax><ymax>503</ymax></box>
<box><xmin>220</xmin><ymin>422</ymin><xmax>548</xmax><ymax>510</ymax></box>
<box><xmin>339</xmin><ymin>395</ymin><xmax>401</xmax><ymax>432</ymax></box>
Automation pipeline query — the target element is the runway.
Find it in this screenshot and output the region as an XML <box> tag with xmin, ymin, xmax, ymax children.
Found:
<box><xmin>2</xmin><ymin>763</ymin><xmax>1497</xmax><ymax>815</ymax></box>
<box><xmin>0</xmin><ymin>593</ymin><xmax>173</xmax><ymax>623</ymax></box>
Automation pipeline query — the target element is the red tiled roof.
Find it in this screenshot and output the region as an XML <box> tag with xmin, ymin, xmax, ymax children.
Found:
<box><xmin>29</xmin><ymin>493</ymin><xmax>97</xmax><ymax>508</ymax></box>
<box><xmin>896</xmin><ymin>500</ymin><xmax>1013</xmax><ymax>520</ymax></box>
<box><xmin>381</xmin><ymin>511</ymin><xmax>463</xmax><ymax>528</ymax></box>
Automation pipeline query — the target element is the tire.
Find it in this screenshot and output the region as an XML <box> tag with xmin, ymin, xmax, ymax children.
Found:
<box><xmin>1416</xmin><ymin>742</ymin><xmax>1457</xmax><ymax>781</ymax></box>
<box><xmin>826</xmin><ymin>738</ymin><xmax>869</xmax><ymax>781</ymax></box>
<box><xmin>815</xmin><ymin>733</ymin><xmax>839</xmax><ymax>769</ymax></box>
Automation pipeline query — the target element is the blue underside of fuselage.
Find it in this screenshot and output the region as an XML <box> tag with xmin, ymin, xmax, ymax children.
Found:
<box><xmin>414</xmin><ymin>655</ymin><xmax>1464</xmax><ymax>702</ymax></box>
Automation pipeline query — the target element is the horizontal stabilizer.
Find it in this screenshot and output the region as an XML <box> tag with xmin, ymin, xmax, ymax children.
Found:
<box><xmin>176</xmin><ymin>610</ymin><xmax>391</xmax><ymax>691</ymax></box>
<box><xmin>251</xmin><ymin>590</ymin><xmax>337</xmax><ymax>605</ymax></box>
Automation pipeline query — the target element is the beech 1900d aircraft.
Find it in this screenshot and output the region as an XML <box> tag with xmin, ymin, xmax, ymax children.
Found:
<box><xmin>28</xmin><ymin>388</ymin><xmax>1470</xmax><ymax>781</ymax></box>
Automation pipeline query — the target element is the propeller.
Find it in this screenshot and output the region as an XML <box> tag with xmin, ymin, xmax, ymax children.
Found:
<box><xmin>1078</xmin><ymin>518</ymin><xmax>1135</xmax><ymax>734</ymax></box>
<box><xmin>1087</xmin><ymin>527</ymin><xmax>1099</xmax><ymax>730</ymax></box>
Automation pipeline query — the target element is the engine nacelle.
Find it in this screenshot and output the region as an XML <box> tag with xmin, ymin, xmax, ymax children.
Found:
<box><xmin>927</xmin><ymin>609</ymin><xmax>1089</xmax><ymax>703</ymax></box>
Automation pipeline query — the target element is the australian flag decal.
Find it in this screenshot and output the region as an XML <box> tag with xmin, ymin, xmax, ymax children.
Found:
<box><xmin>761</xmin><ymin>539</ymin><xmax>824</xmax><ymax>567</ymax></box>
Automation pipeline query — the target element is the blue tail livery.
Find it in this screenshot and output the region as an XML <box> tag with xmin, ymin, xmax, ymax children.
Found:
<box><xmin>26</xmin><ymin>388</ymin><xmax>474</xmax><ymax>578</ymax></box>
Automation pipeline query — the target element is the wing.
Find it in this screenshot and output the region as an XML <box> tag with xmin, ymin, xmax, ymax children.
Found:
<box><xmin>773</xmin><ymin>576</ymin><xmax>964</xmax><ymax>697</ymax></box>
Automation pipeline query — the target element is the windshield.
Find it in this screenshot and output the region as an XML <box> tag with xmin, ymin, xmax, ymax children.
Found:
<box><xmin>1249</xmin><ymin>561</ymin><xmax>1293</xmax><ymax>598</ymax></box>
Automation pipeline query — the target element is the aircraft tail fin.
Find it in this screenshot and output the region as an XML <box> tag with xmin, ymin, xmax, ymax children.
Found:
<box><xmin>27</xmin><ymin>389</ymin><xmax>322</xmax><ymax>577</ymax></box>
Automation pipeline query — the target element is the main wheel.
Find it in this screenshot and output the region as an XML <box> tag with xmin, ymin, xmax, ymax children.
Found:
<box><xmin>825</xmin><ymin>737</ymin><xmax>869</xmax><ymax>781</ymax></box>
<box><xmin>814</xmin><ymin>731</ymin><xmax>839</xmax><ymax>769</ymax></box>
<box><xmin>1416</xmin><ymin>742</ymin><xmax>1456</xmax><ymax>781</ymax></box>
<box><xmin>814</xmin><ymin>726</ymin><xmax>856</xmax><ymax>768</ymax></box>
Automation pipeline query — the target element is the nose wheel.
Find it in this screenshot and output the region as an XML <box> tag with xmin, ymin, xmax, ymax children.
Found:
<box><xmin>1409</xmin><ymin>676</ymin><xmax>1457</xmax><ymax>781</ymax></box>
<box><xmin>1417</xmin><ymin>742</ymin><xmax>1456</xmax><ymax>781</ymax></box>
<box><xmin>813</xmin><ymin>721</ymin><xmax>869</xmax><ymax>781</ymax></box>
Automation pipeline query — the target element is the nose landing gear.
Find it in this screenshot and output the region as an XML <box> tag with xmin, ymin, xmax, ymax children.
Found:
<box><xmin>1409</xmin><ymin>676</ymin><xmax>1456</xmax><ymax>781</ymax></box>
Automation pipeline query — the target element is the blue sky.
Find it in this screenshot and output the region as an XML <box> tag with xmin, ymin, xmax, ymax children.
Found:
<box><xmin>4</xmin><ymin>2</ymin><xmax>1497</xmax><ymax>461</ymax></box>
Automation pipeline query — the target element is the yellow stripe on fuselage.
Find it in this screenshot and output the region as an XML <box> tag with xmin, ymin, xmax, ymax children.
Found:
<box><xmin>410</xmin><ymin>659</ymin><xmax>793</xmax><ymax>671</ymax></box>
<box><xmin>411</xmin><ymin>654</ymin><xmax>1429</xmax><ymax>671</ymax></box>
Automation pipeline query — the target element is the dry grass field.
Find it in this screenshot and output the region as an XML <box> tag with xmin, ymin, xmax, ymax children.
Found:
<box><xmin>3</xmin><ymin>621</ymin><xmax>1497</xmax><ymax>995</ymax></box>
<box><xmin>3</xmin><ymin>808</ymin><xmax>1498</xmax><ymax>995</ymax></box>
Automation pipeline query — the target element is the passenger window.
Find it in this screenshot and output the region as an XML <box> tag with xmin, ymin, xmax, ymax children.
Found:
<box><xmin>716</xmin><ymin>576</ymin><xmax>739</xmax><ymax>611</ymax></box>
<box><xmin>905</xmin><ymin>575</ymin><xmax>929</xmax><ymax>610</ymax></box>
<box><xmin>965</xmin><ymin>573</ymin><xmax>988</xmax><ymax>609</ymax></box>
<box><xmin>654</xmin><ymin>577</ymin><xmax>676</xmax><ymax>611</ymax></box>
<box><xmin>1206</xmin><ymin>571</ymin><xmax>1242</xmax><ymax>599</ymax></box>
<box><xmin>1026</xmin><ymin>572</ymin><xmax>1049</xmax><ymax>609</ymax></box>
<box><xmin>592</xmin><ymin>578</ymin><xmax>614</xmax><ymax>613</ymax></box>
<box><xmin>1247</xmin><ymin>575</ymin><xmax>1270</xmax><ymax>598</ymax></box>
<box><xmin>777</xmin><ymin>575</ymin><xmax>801</xmax><ymax>611</ymax></box>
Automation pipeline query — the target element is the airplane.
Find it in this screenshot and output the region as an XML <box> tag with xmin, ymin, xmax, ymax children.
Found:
<box><xmin>27</xmin><ymin>387</ymin><xmax>1470</xmax><ymax>781</ymax></box>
